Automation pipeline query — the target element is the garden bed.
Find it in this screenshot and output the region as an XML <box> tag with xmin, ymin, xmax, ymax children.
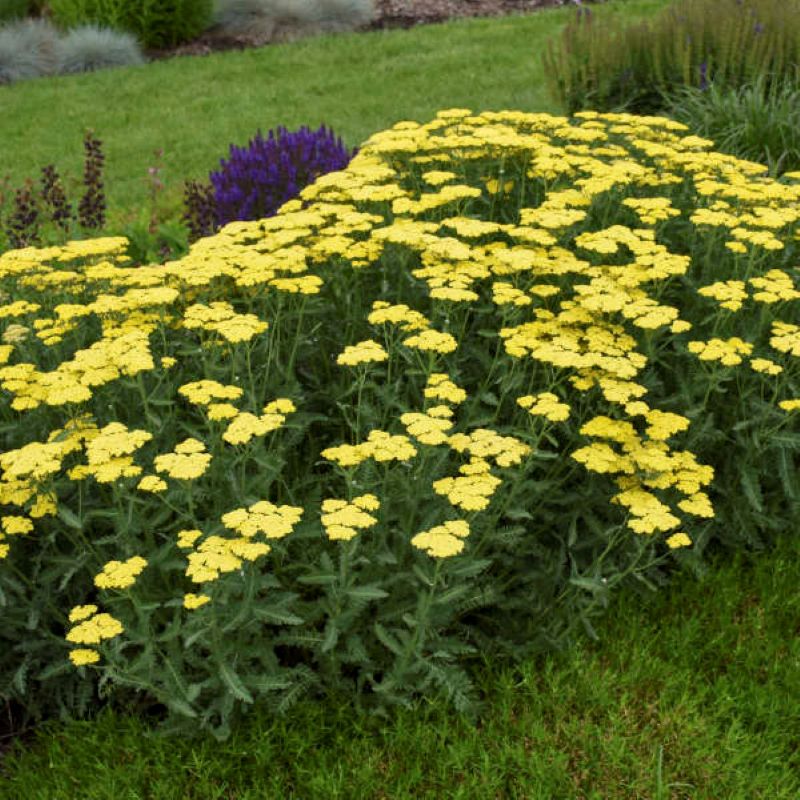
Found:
<box><xmin>142</xmin><ymin>0</ymin><xmax>586</xmax><ymax>61</ymax></box>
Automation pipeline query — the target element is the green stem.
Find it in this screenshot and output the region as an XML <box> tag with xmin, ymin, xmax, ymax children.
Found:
<box><xmin>285</xmin><ymin>296</ymin><xmax>308</xmax><ymax>378</ymax></box>
<box><xmin>395</xmin><ymin>558</ymin><xmax>442</xmax><ymax>679</ymax></box>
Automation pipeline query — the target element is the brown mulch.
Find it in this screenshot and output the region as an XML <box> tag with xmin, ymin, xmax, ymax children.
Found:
<box><xmin>144</xmin><ymin>0</ymin><xmax>592</xmax><ymax>62</ymax></box>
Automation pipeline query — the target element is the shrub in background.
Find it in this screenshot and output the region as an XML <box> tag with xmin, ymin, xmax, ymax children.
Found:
<box><xmin>544</xmin><ymin>0</ymin><xmax>800</xmax><ymax>115</ymax></box>
<box><xmin>0</xmin><ymin>17</ymin><xmax>60</xmax><ymax>84</ymax></box>
<box><xmin>209</xmin><ymin>124</ymin><xmax>356</xmax><ymax>228</ymax></box>
<box><xmin>0</xmin><ymin>0</ymin><xmax>29</xmax><ymax>24</ymax></box>
<box><xmin>55</xmin><ymin>23</ymin><xmax>146</xmax><ymax>74</ymax></box>
<box><xmin>211</xmin><ymin>0</ymin><xmax>376</xmax><ymax>44</ymax></box>
<box><xmin>664</xmin><ymin>77</ymin><xmax>800</xmax><ymax>177</ymax></box>
<box><xmin>49</xmin><ymin>0</ymin><xmax>214</xmax><ymax>49</ymax></box>
<box><xmin>1</xmin><ymin>109</ymin><xmax>798</xmax><ymax>739</ymax></box>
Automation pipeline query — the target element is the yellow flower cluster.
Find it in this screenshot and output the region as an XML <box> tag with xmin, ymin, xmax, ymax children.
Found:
<box><xmin>749</xmin><ymin>270</ymin><xmax>800</xmax><ymax>304</ymax></box>
<box><xmin>402</xmin><ymin>328</ymin><xmax>458</xmax><ymax>355</ymax></box>
<box><xmin>400</xmin><ymin>406</ymin><xmax>455</xmax><ymax>445</ymax></box>
<box><xmin>321</xmin><ymin>494</ymin><xmax>380</xmax><ymax>541</ymax></box>
<box><xmin>182</xmin><ymin>301</ymin><xmax>268</xmax><ymax>343</ymax></box>
<box><xmin>411</xmin><ymin>519</ymin><xmax>470</xmax><ymax>558</ymax></box>
<box><xmin>184</xmin><ymin>535</ymin><xmax>264</xmax><ymax>584</ymax></box>
<box><xmin>222</xmin><ymin>398</ymin><xmax>295</xmax><ymax>445</ymax></box>
<box><xmin>687</xmin><ymin>337</ymin><xmax>754</xmax><ymax>366</ymax></box>
<box><xmin>183</xmin><ymin>592</ymin><xmax>211</xmax><ymax>610</ymax></box>
<box><xmin>153</xmin><ymin>437</ymin><xmax>212</xmax><ymax>480</ymax></box>
<box><xmin>183</xmin><ymin>499</ymin><xmax>299</xmax><ymax>583</ymax></box>
<box><xmin>665</xmin><ymin>531</ymin><xmax>692</xmax><ymax>549</ymax></box>
<box><xmin>321</xmin><ymin>430</ymin><xmax>418</xmax><ymax>467</ymax></box>
<box><xmin>622</xmin><ymin>196</ymin><xmax>681</xmax><ymax>225</ymax></box>
<box><xmin>94</xmin><ymin>555</ymin><xmax>147</xmax><ymax>590</ymax></box>
<box><xmin>176</xmin><ymin>528</ymin><xmax>203</xmax><ymax>549</ymax></box>
<box><xmin>517</xmin><ymin>392</ymin><xmax>570</xmax><ymax>423</ymax></box>
<box><xmin>179</xmin><ymin>379</ymin><xmax>244</xmax><ymax>406</ymax></box>
<box><xmin>770</xmin><ymin>322</ymin><xmax>800</xmax><ymax>356</ymax></box>
<box><xmin>65</xmin><ymin>612</ymin><xmax>124</xmax><ymax>645</ymax></box>
<box><xmin>336</xmin><ymin>339</ymin><xmax>389</xmax><ymax>366</ymax></box>
<box><xmin>572</xmin><ymin>413</ymin><xmax>714</xmax><ymax>536</ymax></box>
<box><xmin>432</xmin><ymin>469</ymin><xmax>502</xmax><ymax>512</ymax></box>
<box><xmin>367</xmin><ymin>301</ymin><xmax>430</xmax><ymax>332</ymax></box>
<box><xmin>0</xmin><ymin>328</ymin><xmax>154</xmax><ymax>410</ymax></box>
<box><xmin>137</xmin><ymin>474</ymin><xmax>167</xmax><ymax>493</ymax></box>
<box><xmin>492</xmin><ymin>281</ymin><xmax>532</xmax><ymax>308</ymax></box>
<box><xmin>221</xmin><ymin>499</ymin><xmax>304</xmax><ymax>540</ymax></box>
<box><xmin>423</xmin><ymin>373</ymin><xmax>467</xmax><ymax>405</ymax></box>
<box><xmin>447</xmin><ymin>428</ymin><xmax>531</xmax><ymax>468</ymax></box>
<box><xmin>69</xmin><ymin>422</ymin><xmax>153</xmax><ymax>484</ymax></box>
<box><xmin>697</xmin><ymin>280</ymin><xmax>748</xmax><ymax>312</ymax></box>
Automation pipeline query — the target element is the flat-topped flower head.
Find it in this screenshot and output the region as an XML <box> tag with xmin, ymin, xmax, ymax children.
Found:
<box><xmin>517</xmin><ymin>392</ymin><xmax>570</xmax><ymax>422</ymax></box>
<box><xmin>321</xmin><ymin>494</ymin><xmax>380</xmax><ymax>541</ymax></box>
<box><xmin>94</xmin><ymin>556</ymin><xmax>147</xmax><ymax>590</ymax></box>
<box><xmin>154</xmin><ymin>438</ymin><xmax>211</xmax><ymax>480</ymax></box>
<box><xmin>411</xmin><ymin>519</ymin><xmax>471</xmax><ymax>558</ymax></box>
<box><xmin>424</xmin><ymin>373</ymin><xmax>467</xmax><ymax>405</ymax></box>
<box><xmin>179</xmin><ymin>380</ymin><xmax>244</xmax><ymax>406</ymax></box>
<box><xmin>336</xmin><ymin>339</ymin><xmax>388</xmax><ymax>366</ymax></box>
<box><xmin>66</xmin><ymin>612</ymin><xmax>124</xmax><ymax>645</ymax></box>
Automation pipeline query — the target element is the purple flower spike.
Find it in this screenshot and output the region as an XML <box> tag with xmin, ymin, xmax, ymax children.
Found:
<box><xmin>210</xmin><ymin>125</ymin><xmax>357</xmax><ymax>228</ymax></box>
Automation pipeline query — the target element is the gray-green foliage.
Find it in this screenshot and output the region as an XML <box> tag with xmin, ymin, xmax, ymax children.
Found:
<box><xmin>664</xmin><ymin>77</ymin><xmax>800</xmax><ymax>177</ymax></box>
<box><xmin>0</xmin><ymin>17</ymin><xmax>145</xmax><ymax>84</ymax></box>
<box><xmin>56</xmin><ymin>23</ymin><xmax>146</xmax><ymax>75</ymax></box>
<box><xmin>0</xmin><ymin>17</ymin><xmax>59</xmax><ymax>84</ymax></box>
<box><xmin>211</xmin><ymin>0</ymin><xmax>376</xmax><ymax>44</ymax></box>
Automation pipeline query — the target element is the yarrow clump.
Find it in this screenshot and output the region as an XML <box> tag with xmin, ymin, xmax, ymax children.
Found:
<box><xmin>1</xmin><ymin>106</ymin><xmax>799</xmax><ymax>737</ymax></box>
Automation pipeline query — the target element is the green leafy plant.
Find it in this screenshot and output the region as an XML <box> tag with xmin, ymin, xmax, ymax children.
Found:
<box><xmin>0</xmin><ymin>0</ymin><xmax>29</xmax><ymax>24</ymax></box>
<box><xmin>0</xmin><ymin>108</ymin><xmax>798</xmax><ymax>742</ymax></box>
<box><xmin>544</xmin><ymin>0</ymin><xmax>800</xmax><ymax>115</ymax></box>
<box><xmin>664</xmin><ymin>76</ymin><xmax>800</xmax><ymax>177</ymax></box>
<box><xmin>49</xmin><ymin>0</ymin><xmax>215</xmax><ymax>49</ymax></box>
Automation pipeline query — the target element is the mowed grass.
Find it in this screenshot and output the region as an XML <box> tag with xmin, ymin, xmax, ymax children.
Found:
<box><xmin>0</xmin><ymin>0</ymin><xmax>671</xmax><ymax>229</ymax></box>
<box><xmin>2</xmin><ymin>533</ymin><xmax>798</xmax><ymax>798</ymax></box>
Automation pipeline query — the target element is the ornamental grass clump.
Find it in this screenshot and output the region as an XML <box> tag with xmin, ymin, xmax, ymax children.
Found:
<box><xmin>0</xmin><ymin>108</ymin><xmax>798</xmax><ymax>740</ymax></box>
<box><xmin>55</xmin><ymin>23</ymin><xmax>146</xmax><ymax>75</ymax></box>
<box><xmin>211</xmin><ymin>0</ymin><xmax>377</xmax><ymax>45</ymax></box>
<box><xmin>664</xmin><ymin>76</ymin><xmax>800</xmax><ymax>177</ymax></box>
<box><xmin>544</xmin><ymin>0</ymin><xmax>800</xmax><ymax>115</ymax></box>
<box><xmin>0</xmin><ymin>17</ymin><xmax>60</xmax><ymax>84</ymax></box>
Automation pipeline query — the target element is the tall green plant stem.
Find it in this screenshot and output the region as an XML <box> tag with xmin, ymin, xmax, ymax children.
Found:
<box><xmin>393</xmin><ymin>559</ymin><xmax>443</xmax><ymax>680</ymax></box>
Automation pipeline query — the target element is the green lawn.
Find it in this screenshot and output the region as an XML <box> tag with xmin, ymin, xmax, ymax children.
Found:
<box><xmin>3</xmin><ymin>1</ymin><xmax>798</xmax><ymax>796</ymax></box>
<box><xmin>0</xmin><ymin>0</ymin><xmax>670</xmax><ymax>229</ymax></box>
<box><xmin>2</xmin><ymin>532</ymin><xmax>797</xmax><ymax>798</ymax></box>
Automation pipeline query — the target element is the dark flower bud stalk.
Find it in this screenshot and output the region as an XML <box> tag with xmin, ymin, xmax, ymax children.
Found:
<box><xmin>78</xmin><ymin>130</ymin><xmax>106</xmax><ymax>231</ymax></box>
<box><xmin>6</xmin><ymin>181</ymin><xmax>41</xmax><ymax>249</ymax></box>
<box><xmin>182</xmin><ymin>179</ymin><xmax>217</xmax><ymax>244</ymax></box>
<box><xmin>40</xmin><ymin>164</ymin><xmax>74</xmax><ymax>233</ymax></box>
